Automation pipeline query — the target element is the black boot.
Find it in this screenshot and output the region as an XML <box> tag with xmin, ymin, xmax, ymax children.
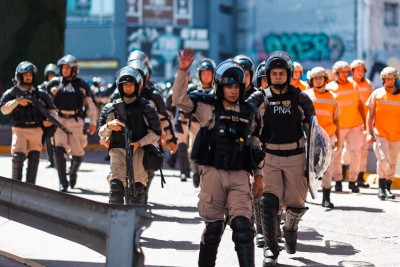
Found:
<box><xmin>334</xmin><ymin>181</ymin><xmax>342</xmax><ymax>192</ymax></box>
<box><xmin>348</xmin><ymin>181</ymin><xmax>360</xmax><ymax>193</ymax></box>
<box><xmin>341</xmin><ymin>164</ymin><xmax>349</xmax><ymax>181</ymax></box>
<box><xmin>386</xmin><ymin>180</ymin><xmax>395</xmax><ymax>199</ymax></box>
<box><xmin>356</xmin><ymin>172</ymin><xmax>369</xmax><ymax>188</ymax></box>
<box><xmin>177</xmin><ymin>143</ymin><xmax>190</xmax><ymax>181</ymax></box>
<box><xmin>129</xmin><ymin>182</ymin><xmax>146</xmax><ymax>204</ymax></box>
<box><xmin>144</xmin><ymin>171</ymin><xmax>155</xmax><ymax>204</ymax></box>
<box><xmin>253</xmin><ymin>197</ymin><xmax>265</xmax><ymax>248</ymax></box>
<box><xmin>191</xmin><ymin>159</ymin><xmax>201</xmax><ymax>188</ymax></box>
<box><xmin>231</xmin><ymin>217</ymin><xmax>255</xmax><ymax>267</ymax></box>
<box><xmin>109</xmin><ymin>179</ymin><xmax>124</xmax><ymax>204</ymax></box>
<box><xmin>54</xmin><ymin>146</ymin><xmax>69</xmax><ymax>192</ymax></box>
<box><xmin>378</xmin><ymin>178</ymin><xmax>387</xmax><ymax>200</ymax></box>
<box><xmin>322</xmin><ymin>188</ymin><xmax>334</xmax><ymax>208</ymax></box>
<box><xmin>198</xmin><ymin>221</ymin><xmax>224</xmax><ymax>267</ymax></box>
<box><xmin>12</xmin><ymin>152</ymin><xmax>26</xmax><ymax>181</ymax></box>
<box><xmin>45</xmin><ymin>137</ymin><xmax>55</xmax><ymax>168</ymax></box>
<box><xmin>69</xmin><ymin>156</ymin><xmax>83</xmax><ymax>188</ymax></box>
<box><xmin>26</xmin><ymin>151</ymin><xmax>40</xmax><ymax>184</ymax></box>
<box><xmin>259</xmin><ymin>194</ymin><xmax>280</xmax><ymax>267</ymax></box>
<box><xmin>283</xmin><ymin>207</ymin><xmax>308</xmax><ymax>254</ymax></box>
<box><xmin>166</xmin><ymin>153</ymin><xmax>177</xmax><ymax>168</ymax></box>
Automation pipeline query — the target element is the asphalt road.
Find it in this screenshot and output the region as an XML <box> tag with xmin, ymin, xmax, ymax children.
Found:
<box><xmin>0</xmin><ymin>152</ymin><xmax>399</xmax><ymax>267</ymax></box>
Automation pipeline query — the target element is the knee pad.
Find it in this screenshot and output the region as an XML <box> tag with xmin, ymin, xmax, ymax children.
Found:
<box><xmin>259</xmin><ymin>193</ymin><xmax>279</xmax><ymax>217</ymax></box>
<box><xmin>203</xmin><ymin>221</ymin><xmax>224</xmax><ymax>244</ymax></box>
<box><xmin>109</xmin><ymin>179</ymin><xmax>124</xmax><ymax>204</ymax></box>
<box><xmin>231</xmin><ymin>216</ymin><xmax>254</xmax><ymax>243</ymax></box>
<box><xmin>54</xmin><ymin>146</ymin><xmax>66</xmax><ymax>159</ymax></box>
<box><xmin>12</xmin><ymin>152</ymin><xmax>26</xmax><ymax>163</ymax></box>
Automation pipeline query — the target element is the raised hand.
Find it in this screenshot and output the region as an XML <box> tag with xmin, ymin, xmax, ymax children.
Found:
<box><xmin>178</xmin><ymin>48</ymin><xmax>194</xmax><ymax>71</ymax></box>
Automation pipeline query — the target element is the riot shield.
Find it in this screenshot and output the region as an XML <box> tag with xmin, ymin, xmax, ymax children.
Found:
<box><xmin>306</xmin><ymin>116</ymin><xmax>333</xmax><ymax>199</ymax></box>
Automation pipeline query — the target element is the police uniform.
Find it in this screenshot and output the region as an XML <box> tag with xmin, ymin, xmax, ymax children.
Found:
<box><xmin>366</xmin><ymin>66</ymin><xmax>400</xmax><ymax>200</ymax></box>
<box><xmin>0</xmin><ymin>61</ymin><xmax>56</xmax><ymax>184</ymax></box>
<box><xmin>48</xmin><ymin>55</ymin><xmax>98</xmax><ymax>192</ymax></box>
<box><xmin>174</xmin><ymin>53</ymin><xmax>263</xmax><ymax>267</ymax></box>
<box><xmin>98</xmin><ymin>66</ymin><xmax>161</xmax><ymax>204</ymax></box>
<box><xmin>247</xmin><ymin>51</ymin><xmax>315</xmax><ymax>267</ymax></box>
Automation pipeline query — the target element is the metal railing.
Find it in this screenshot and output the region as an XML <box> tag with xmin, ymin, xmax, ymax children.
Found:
<box><xmin>0</xmin><ymin>176</ymin><xmax>152</xmax><ymax>267</ymax></box>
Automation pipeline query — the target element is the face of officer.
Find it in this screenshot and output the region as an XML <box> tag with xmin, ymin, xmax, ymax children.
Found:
<box><xmin>337</xmin><ymin>70</ymin><xmax>350</xmax><ymax>84</ymax></box>
<box><xmin>293</xmin><ymin>67</ymin><xmax>302</xmax><ymax>81</ymax></box>
<box><xmin>383</xmin><ymin>77</ymin><xmax>396</xmax><ymax>89</ymax></box>
<box><xmin>352</xmin><ymin>66</ymin><xmax>365</xmax><ymax>82</ymax></box>
<box><xmin>312</xmin><ymin>76</ymin><xmax>326</xmax><ymax>92</ymax></box>
<box><xmin>61</xmin><ymin>65</ymin><xmax>72</xmax><ymax>78</ymax></box>
<box><xmin>222</xmin><ymin>83</ymin><xmax>240</xmax><ymax>104</ymax></box>
<box><xmin>122</xmin><ymin>82</ymin><xmax>136</xmax><ymax>96</ymax></box>
<box><xmin>261</xmin><ymin>77</ymin><xmax>268</xmax><ymax>89</ymax></box>
<box><xmin>200</xmin><ymin>70</ymin><xmax>213</xmax><ymax>86</ymax></box>
<box><xmin>21</xmin><ymin>72</ymin><xmax>33</xmax><ymax>89</ymax></box>
<box><xmin>270</xmin><ymin>68</ymin><xmax>287</xmax><ymax>87</ymax></box>
<box><xmin>244</xmin><ymin>70</ymin><xmax>252</xmax><ymax>88</ymax></box>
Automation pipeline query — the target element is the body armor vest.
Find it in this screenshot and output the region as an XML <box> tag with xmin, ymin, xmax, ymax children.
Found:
<box><xmin>260</xmin><ymin>89</ymin><xmax>304</xmax><ymax>144</ymax></box>
<box><xmin>53</xmin><ymin>79</ymin><xmax>85</xmax><ymax>111</ymax></box>
<box><xmin>109</xmin><ymin>99</ymin><xmax>148</xmax><ymax>149</ymax></box>
<box><xmin>11</xmin><ymin>88</ymin><xmax>46</xmax><ymax>127</ymax></box>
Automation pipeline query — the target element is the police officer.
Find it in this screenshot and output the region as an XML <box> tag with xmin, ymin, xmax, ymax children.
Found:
<box><xmin>247</xmin><ymin>51</ymin><xmax>316</xmax><ymax>266</ymax></box>
<box><xmin>98</xmin><ymin>66</ymin><xmax>161</xmax><ymax>204</ymax></box>
<box><xmin>255</xmin><ymin>61</ymin><xmax>268</xmax><ymax>89</ymax></box>
<box><xmin>174</xmin><ymin>48</ymin><xmax>264</xmax><ymax>267</ymax></box>
<box><xmin>304</xmin><ymin>67</ymin><xmax>340</xmax><ymax>208</ymax></box>
<box><xmin>48</xmin><ymin>55</ymin><xmax>98</xmax><ymax>192</ymax></box>
<box><xmin>38</xmin><ymin>63</ymin><xmax>58</xmax><ymax>168</ymax></box>
<box><xmin>366</xmin><ymin>66</ymin><xmax>400</xmax><ymax>200</ymax></box>
<box><xmin>0</xmin><ymin>61</ymin><xmax>56</xmax><ymax>184</ymax></box>
<box><xmin>186</xmin><ymin>58</ymin><xmax>216</xmax><ymax>187</ymax></box>
<box><xmin>291</xmin><ymin>62</ymin><xmax>309</xmax><ymax>91</ymax></box>
<box><xmin>233</xmin><ymin>54</ymin><xmax>257</xmax><ymax>99</ymax></box>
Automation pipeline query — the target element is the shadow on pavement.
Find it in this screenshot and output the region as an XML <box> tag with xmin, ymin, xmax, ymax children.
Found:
<box><xmin>141</xmin><ymin>236</ymin><xmax>198</xmax><ymax>251</ymax></box>
<box><xmin>330</xmin><ymin>206</ymin><xmax>384</xmax><ymax>213</ymax></box>
<box><xmin>68</xmin><ymin>188</ymin><xmax>108</xmax><ymax>196</ymax></box>
<box><xmin>33</xmin><ymin>260</ymin><xmax>104</xmax><ymax>267</ymax></box>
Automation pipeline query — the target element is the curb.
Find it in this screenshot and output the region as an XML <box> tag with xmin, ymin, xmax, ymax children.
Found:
<box><xmin>0</xmin><ymin>250</ymin><xmax>45</xmax><ymax>267</ymax></box>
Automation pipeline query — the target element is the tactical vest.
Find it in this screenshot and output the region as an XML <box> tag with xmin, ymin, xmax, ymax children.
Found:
<box><xmin>109</xmin><ymin>99</ymin><xmax>148</xmax><ymax>149</ymax></box>
<box><xmin>11</xmin><ymin>88</ymin><xmax>45</xmax><ymax>127</ymax></box>
<box><xmin>195</xmin><ymin>102</ymin><xmax>255</xmax><ymax>171</ymax></box>
<box><xmin>260</xmin><ymin>89</ymin><xmax>304</xmax><ymax>144</ymax></box>
<box><xmin>53</xmin><ymin>79</ymin><xmax>84</xmax><ymax>111</ymax></box>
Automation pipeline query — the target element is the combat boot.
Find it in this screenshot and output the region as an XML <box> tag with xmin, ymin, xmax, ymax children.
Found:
<box><xmin>69</xmin><ymin>156</ymin><xmax>83</xmax><ymax>188</ymax></box>
<box><xmin>356</xmin><ymin>171</ymin><xmax>369</xmax><ymax>188</ymax></box>
<box><xmin>231</xmin><ymin>217</ymin><xmax>255</xmax><ymax>267</ymax></box>
<box><xmin>177</xmin><ymin>143</ymin><xmax>190</xmax><ymax>181</ymax></box>
<box><xmin>198</xmin><ymin>221</ymin><xmax>224</xmax><ymax>267</ymax></box>
<box><xmin>334</xmin><ymin>181</ymin><xmax>342</xmax><ymax>192</ymax></box>
<box><xmin>26</xmin><ymin>151</ymin><xmax>40</xmax><ymax>184</ymax></box>
<box><xmin>378</xmin><ymin>178</ymin><xmax>387</xmax><ymax>200</ymax></box>
<box><xmin>12</xmin><ymin>152</ymin><xmax>26</xmax><ymax>181</ymax></box>
<box><xmin>129</xmin><ymin>182</ymin><xmax>146</xmax><ymax>204</ymax></box>
<box><xmin>386</xmin><ymin>180</ymin><xmax>395</xmax><ymax>199</ymax></box>
<box><xmin>109</xmin><ymin>179</ymin><xmax>124</xmax><ymax>204</ymax></box>
<box><xmin>322</xmin><ymin>188</ymin><xmax>334</xmax><ymax>208</ymax></box>
<box><xmin>253</xmin><ymin>198</ymin><xmax>265</xmax><ymax>248</ymax></box>
<box><xmin>283</xmin><ymin>207</ymin><xmax>308</xmax><ymax>254</ymax></box>
<box><xmin>348</xmin><ymin>182</ymin><xmax>360</xmax><ymax>193</ymax></box>
<box><xmin>55</xmin><ymin>146</ymin><xmax>69</xmax><ymax>192</ymax></box>
<box><xmin>341</xmin><ymin>164</ymin><xmax>349</xmax><ymax>181</ymax></box>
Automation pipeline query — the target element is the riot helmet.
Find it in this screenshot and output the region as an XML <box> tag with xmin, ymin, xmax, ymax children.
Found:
<box><xmin>233</xmin><ymin>54</ymin><xmax>255</xmax><ymax>82</ymax></box>
<box><xmin>197</xmin><ymin>58</ymin><xmax>216</xmax><ymax>82</ymax></box>
<box><xmin>57</xmin><ymin>54</ymin><xmax>79</xmax><ymax>79</ymax></box>
<box><xmin>308</xmin><ymin>67</ymin><xmax>329</xmax><ymax>87</ymax></box>
<box><xmin>380</xmin><ymin>66</ymin><xmax>399</xmax><ymax>80</ymax></box>
<box><xmin>350</xmin><ymin>59</ymin><xmax>367</xmax><ymax>72</ymax></box>
<box><xmin>255</xmin><ymin>62</ymin><xmax>266</xmax><ymax>88</ymax></box>
<box><xmin>127</xmin><ymin>50</ymin><xmax>150</xmax><ymax>68</ymax></box>
<box><xmin>116</xmin><ymin>66</ymin><xmax>143</xmax><ymax>97</ymax></box>
<box><xmin>265</xmin><ymin>51</ymin><xmax>294</xmax><ymax>90</ymax></box>
<box><xmin>44</xmin><ymin>63</ymin><xmax>58</xmax><ymax>81</ymax></box>
<box><xmin>213</xmin><ymin>60</ymin><xmax>246</xmax><ymax>102</ymax></box>
<box><xmin>15</xmin><ymin>61</ymin><xmax>37</xmax><ymax>86</ymax></box>
<box><xmin>128</xmin><ymin>59</ymin><xmax>149</xmax><ymax>85</ymax></box>
<box><xmin>332</xmin><ymin>61</ymin><xmax>350</xmax><ymax>75</ymax></box>
<box><xmin>293</xmin><ymin>62</ymin><xmax>303</xmax><ymax>74</ymax></box>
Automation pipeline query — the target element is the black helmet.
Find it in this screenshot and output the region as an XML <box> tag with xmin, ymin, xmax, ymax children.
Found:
<box><xmin>15</xmin><ymin>61</ymin><xmax>37</xmax><ymax>86</ymax></box>
<box><xmin>265</xmin><ymin>51</ymin><xmax>294</xmax><ymax>89</ymax></box>
<box><xmin>44</xmin><ymin>63</ymin><xmax>58</xmax><ymax>80</ymax></box>
<box><xmin>116</xmin><ymin>66</ymin><xmax>142</xmax><ymax>97</ymax></box>
<box><xmin>57</xmin><ymin>54</ymin><xmax>79</xmax><ymax>79</ymax></box>
<box><xmin>233</xmin><ymin>54</ymin><xmax>255</xmax><ymax>81</ymax></box>
<box><xmin>197</xmin><ymin>58</ymin><xmax>216</xmax><ymax>80</ymax></box>
<box><xmin>213</xmin><ymin>60</ymin><xmax>245</xmax><ymax>102</ymax></box>
<box><xmin>255</xmin><ymin>62</ymin><xmax>266</xmax><ymax>88</ymax></box>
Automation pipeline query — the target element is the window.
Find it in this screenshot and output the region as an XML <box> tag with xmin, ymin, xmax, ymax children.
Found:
<box><xmin>384</xmin><ymin>2</ymin><xmax>399</xmax><ymax>26</ymax></box>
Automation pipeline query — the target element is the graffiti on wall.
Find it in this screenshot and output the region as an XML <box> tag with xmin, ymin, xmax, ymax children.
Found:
<box><xmin>263</xmin><ymin>33</ymin><xmax>345</xmax><ymax>62</ymax></box>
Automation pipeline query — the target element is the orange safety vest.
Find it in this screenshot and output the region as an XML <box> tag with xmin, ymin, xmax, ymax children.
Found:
<box><xmin>291</xmin><ymin>80</ymin><xmax>309</xmax><ymax>91</ymax></box>
<box><xmin>326</xmin><ymin>79</ymin><xmax>361</xmax><ymax>128</ymax></box>
<box><xmin>349</xmin><ymin>77</ymin><xmax>373</xmax><ymax>120</ymax></box>
<box><xmin>368</xmin><ymin>87</ymin><xmax>400</xmax><ymax>141</ymax></box>
<box><xmin>304</xmin><ymin>89</ymin><xmax>339</xmax><ymax>136</ymax></box>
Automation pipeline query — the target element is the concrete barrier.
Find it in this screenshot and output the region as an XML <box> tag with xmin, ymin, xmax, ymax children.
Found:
<box><xmin>0</xmin><ymin>176</ymin><xmax>152</xmax><ymax>267</ymax></box>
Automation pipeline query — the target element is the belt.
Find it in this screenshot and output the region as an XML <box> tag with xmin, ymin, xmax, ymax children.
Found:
<box><xmin>265</xmin><ymin>147</ymin><xmax>305</xmax><ymax>157</ymax></box>
<box><xmin>58</xmin><ymin>112</ymin><xmax>77</xmax><ymax>119</ymax></box>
